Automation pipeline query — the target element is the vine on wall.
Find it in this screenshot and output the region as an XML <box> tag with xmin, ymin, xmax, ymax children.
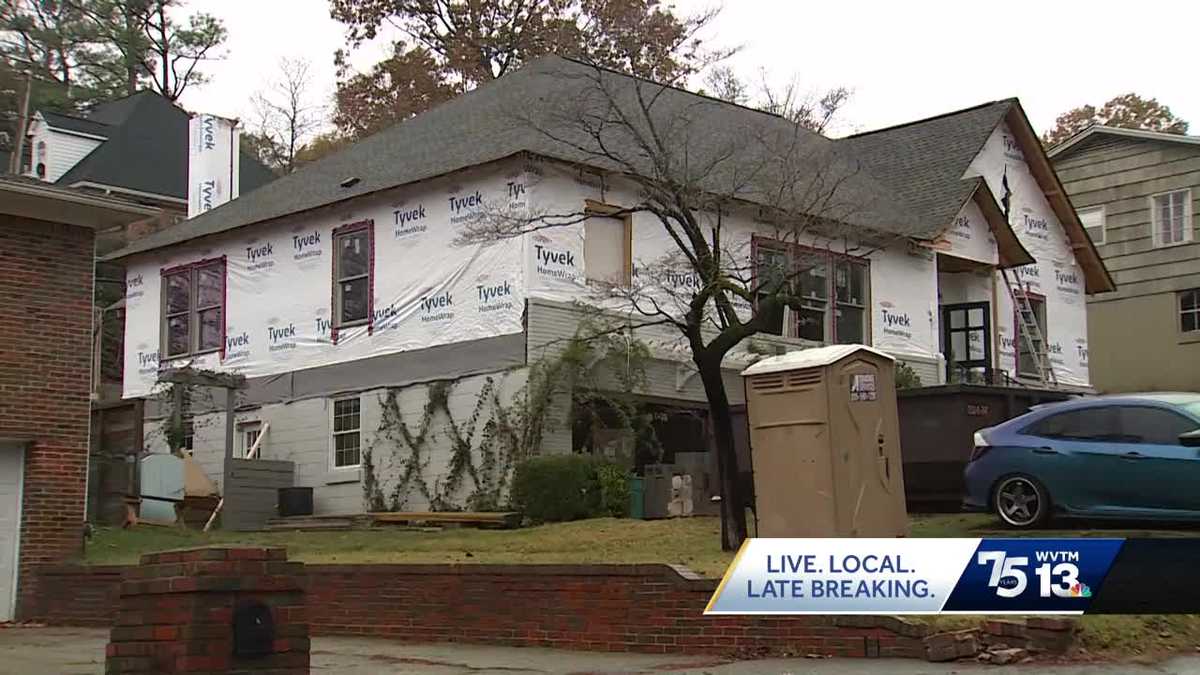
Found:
<box><xmin>362</xmin><ymin>316</ymin><xmax>659</xmax><ymax>512</ymax></box>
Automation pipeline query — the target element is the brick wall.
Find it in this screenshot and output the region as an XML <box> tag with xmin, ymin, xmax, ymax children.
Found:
<box><xmin>35</xmin><ymin>563</ymin><xmax>928</xmax><ymax>658</ymax></box>
<box><xmin>0</xmin><ymin>215</ymin><xmax>95</xmax><ymax>618</ymax></box>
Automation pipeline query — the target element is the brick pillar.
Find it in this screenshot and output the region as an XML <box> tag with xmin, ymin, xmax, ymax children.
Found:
<box><xmin>105</xmin><ymin>547</ymin><xmax>308</xmax><ymax>675</ymax></box>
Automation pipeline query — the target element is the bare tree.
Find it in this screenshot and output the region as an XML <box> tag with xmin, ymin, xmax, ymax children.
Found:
<box><xmin>458</xmin><ymin>61</ymin><xmax>914</xmax><ymax>549</ymax></box>
<box><xmin>246</xmin><ymin>57</ymin><xmax>325</xmax><ymax>174</ymax></box>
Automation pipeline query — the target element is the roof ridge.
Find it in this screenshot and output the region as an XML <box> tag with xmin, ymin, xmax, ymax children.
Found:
<box><xmin>843</xmin><ymin>97</ymin><xmax>1017</xmax><ymax>139</ymax></box>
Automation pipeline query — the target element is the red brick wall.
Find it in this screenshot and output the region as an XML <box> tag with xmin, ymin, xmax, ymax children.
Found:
<box><xmin>0</xmin><ymin>215</ymin><xmax>95</xmax><ymax>618</ymax></box>
<box><xmin>34</xmin><ymin>563</ymin><xmax>928</xmax><ymax>658</ymax></box>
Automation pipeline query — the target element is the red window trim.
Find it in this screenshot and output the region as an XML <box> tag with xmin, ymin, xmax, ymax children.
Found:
<box><xmin>1010</xmin><ymin>289</ymin><xmax>1046</xmax><ymax>378</ymax></box>
<box><xmin>160</xmin><ymin>255</ymin><xmax>228</xmax><ymax>360</ymax></box>
<box><xmin>330</xmin><ymin>218</ymin><xmax>375</xmax><ymax>345</ymax></box>
<box><xmin>750</xmin><ymin>235</ymin><xmax>870</xmax><ymax>343</ymax></box>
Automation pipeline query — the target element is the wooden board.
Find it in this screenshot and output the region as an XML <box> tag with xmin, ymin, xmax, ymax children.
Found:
<box><xmin>367</xmin><ymin>511</ymin><xmax>520</xmax><ymax>528</ymax></box>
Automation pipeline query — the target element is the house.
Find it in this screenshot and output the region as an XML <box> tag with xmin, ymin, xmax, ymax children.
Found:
<box><xmin>0</xmin><ymin>177</ymin><xmax>159</xmax><ymax>621</ymax></box>
<box><xmin>19</xmin><ymin>90</ymin><xmax>276</xmax><ymax>253</ymax></box>
<box><xmin>106</xmin><ymin>56</ymin><xmax>1110</xmax><ymax>517</ymax></box>
<box><xmin>1049</xmin><ymin>126</ymin><xmax>1200</xmax><ymax>392</ymax></box>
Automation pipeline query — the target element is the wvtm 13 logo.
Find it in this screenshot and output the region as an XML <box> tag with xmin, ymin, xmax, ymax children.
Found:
<box><xmin>977</xmin><ymin>550</ymin><xmax>1091</xmax><ymax>599</ymax></box>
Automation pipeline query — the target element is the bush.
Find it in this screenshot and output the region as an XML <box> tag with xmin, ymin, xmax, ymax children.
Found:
<box><xmin>596</xmin><ymin>462</ymin><xmax>631</xmax><ymax>518</ymax></box>
<box><xmin>511</xmin><ymin>455</ymin><xmax>602</xmax><ymax>523</ymax></box>
<box><xmin>510</xmin><ymin>455</ymin><xmax>631</xmax><ymax>522</ymax></box>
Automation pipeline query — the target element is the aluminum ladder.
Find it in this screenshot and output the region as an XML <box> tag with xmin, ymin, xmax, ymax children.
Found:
<box><xmin>1000</xmin><ymin>268</ymin><xmax>1057</xmax><ymax>387</ymax></box>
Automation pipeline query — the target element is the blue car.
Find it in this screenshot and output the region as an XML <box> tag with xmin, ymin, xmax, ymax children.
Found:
<box><xmin>963</xmin><ymin>393</ymin><xmax>1200</xmax><ymax>528</ymax></box>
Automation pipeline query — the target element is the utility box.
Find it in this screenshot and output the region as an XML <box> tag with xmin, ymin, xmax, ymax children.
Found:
<box><xmin>741</xmin><ymin>344</ymin><xmax>908</xmax><ymax>538</ymax></box>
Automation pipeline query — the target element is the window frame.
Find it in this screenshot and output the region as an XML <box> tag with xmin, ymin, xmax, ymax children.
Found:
<box><xmin>1012</xmin><ymin>291</ymin><xmax>1047</xmax><ymax>380</ymax></box>
<box><xmin>1077</xmin><ymin>205</ymin><xmax>1106</xmax><ymax>245</ymax></box>
<box><xmin>583</xmin><ymin>200</ymin><xmax>632</xmax><ymax>288</ymax></box>
<box><xmin>1149</xmin><ymin>188</ymin><xmax>1193</xmax><ymax>248</ymax></box>
<box><xmin>159</xmin><ymin>257</ymin><xmax>227</xmax><ymax>360</ymax></box>
<box><xmin>1113</xmin><ymin>405</ymin><xmax>1199</xmax><ymax>445</ymax></box>
<box><xmin>330</xmin><ymin>396</ymin><xmax>362</xmax><ymax>470</ymax></box>
<box><xmin>1179</xmin><ymin>288</ymin><xmax>1200</xmax><ymax>335</ymax></box>
<box><xmin>237</xmin><ymin>420</ymin><xmax>263</xmax><ymax>459</ymax></box>
<box><xmin>330</xmin><ymin>218</ymin><xmax>375</xmax><ymax>344</ymax></box>
<box><xmin>750</xmin><ymin>236</ymin><xmax>871</xmax><ymax>345</ymax></box>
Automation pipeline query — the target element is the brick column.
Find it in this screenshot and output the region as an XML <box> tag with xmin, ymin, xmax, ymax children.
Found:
<box><xmin>105</xmin><ymin>547</ymin><xmax>308</xmax><ymax>675</ymax></box>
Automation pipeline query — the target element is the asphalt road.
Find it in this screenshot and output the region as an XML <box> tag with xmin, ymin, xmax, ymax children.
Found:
<box><xmin>5</xmin><ymin>626</ymin><xmax>1200</xmax><ymax>674</ymax></box>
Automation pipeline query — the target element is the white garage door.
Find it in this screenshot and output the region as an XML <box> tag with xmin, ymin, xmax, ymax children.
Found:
<box><xmin>0</xmin><ymin>446</ymin><xmax>24</xmax><ymax>622</ymax></box>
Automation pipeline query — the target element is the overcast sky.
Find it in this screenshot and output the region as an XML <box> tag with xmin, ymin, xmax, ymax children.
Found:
<box><xmin>178</xmin><ymin>0</ymin><xmax>1200</xmax><ymax>139</ymax></box>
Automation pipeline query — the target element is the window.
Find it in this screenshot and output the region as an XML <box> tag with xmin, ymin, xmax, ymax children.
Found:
<box><xmin>1078</xmin><ymin>206</ymin><xmax>1106</xmax><ymax>245</ymax></box>
<box><xmin>1181</xmin><ymin>289</ymin><xmax>1200</xmax><ymax>334</ymax></box>
<box><xmin>1028</xmin><ymin>407</ymin><xmax>1119</xmax><ymax>441</ymax></box>
<box><xmin>331</xmin><ymin>397</ymin><xmax>361</xmax><ymax>468</ymax></box>
<box><xmin>238</xmin><ymin>420</ymin><xmax>263</xmax><ymax>459</ymax></box>
<box><xmin>181</xmin><ymin>417</ymin><xmax>194</xmax><ymax>452</ymax></box>
<box><xmin>1150</xmin><ymin>189</ymin><xmax>1192</xmax><ymax>247</ymax></box>
<box><xmin>583</xmin><ymin>207</ymin><xmax>631</xmax><ymax>286</ymax></box>
<box><xmin>753</xmin><ymin>240</ymin><xmax>869</xmax><ymax>344</ymax></box>
<box><xmin>333</xmin><ymin>220</ymin><xmax>373</xmax><ymax>330</ymax></box>
<box><xmin>161</xmin><ymin>259</ymin><xmax>225</xmax><ymax>358</ymax></box>
<box><xmin>1116</xmin><ymin>406</ymin><xmax>1198</xmax><ymax>445</ymax></box>
<box><xmin>1015</xmin><ymin>294</ymin><xmax>1047</xmax><ymax>379</ymax></box>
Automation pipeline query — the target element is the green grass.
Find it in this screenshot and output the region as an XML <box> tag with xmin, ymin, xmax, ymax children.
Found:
<box><xmin>83</xmin><ymin>513</ymin><xmax>1200</xmax><ymax>661</ymax></box>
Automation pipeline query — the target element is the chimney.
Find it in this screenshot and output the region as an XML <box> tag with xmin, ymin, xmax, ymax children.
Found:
<box><xmin>187</xmin><ymin>113</ymin><xmax>241</xmax><ymax>218</ymax></box>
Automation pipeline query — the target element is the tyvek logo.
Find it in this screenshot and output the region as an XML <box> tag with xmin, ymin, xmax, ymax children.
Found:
<box><xmin>198</xmin><ymin>179</ymin><xmax>221</xmax><ymax>212</ymax></box>
<box><xmin>1022</xmin><ymin>214</ymin><xmax>1050</xmax><ymax>241</ymax></box>
<box><xmin>126</xmin><ymin>273</ymin><xmax>145</xmax><ymax>301</ymax></box>
<box><xmin>999</xmin><ymin>334</ymin><xmax>1017</xmax><ymax>355</ymax></box>
<box><xmin>135</xmin><ymin>345</ymin><xmax>159</xmax><ymax>376</ymax></box>
<box><xmin>292</xmin><ymin>230</ymin><xmax>322</xmax><ymax>261</ymax></box>
<box><xmin>373</xmin><ymin>302</ymin><xmax>401</xmax><ymax>329</ymax></box>
<box><xmin>246</xmin><ymin>240</ymin><xmax>275</xmax><ymax>271</ymax></box>
<box><xmin>419</xmin><ymin>290</ymin><xmax>454</xmax><ymax>323</ymax></box>
<box><xmin>199</xmin><ymin>115</ymin><xmax>217</xmax><ymax>151</ymax></box>
<box><xmin>950</xmin><ymin>215</ymin><xmax>972</xmax><ymax>241</ymax></box>
<box><xmin>393</xmin><ymin>203</ymin><xmax>428</xmax><ymax>238</ymax></box>
<box><xmin>267</xmin><ymin>322</ymin><xmax>297</xmax><ymax>353</ymax></box>
<box><xmin>478</xmin><ymin>280</ymin><xmax>515</xmax><ymax>313</ymax></box>
<box><xmin>664</xmin><ymin>270</ymin><xmax>703</xmax><ymax>289</ymax></box>
<box><xmin>1048</xmin><ymin>341</ymin><xmax>1065</xmax><ymax>366</ymax></box>
<box><xmin>1054</xmin><ymin>268</ymin><xmax>1080</xmax><ymax>294</ymax></box>
<box><xmin>448</xmin><ymin>190</ymin><xmax>483</xmax><ymax>224</ymax></box>
<box><xmin>225</xmin><ymin>331</ymin><xmax>251</xmax><ymax>360</ymax></box>
<box><xmin>1017</xmin><ymin>264</ymin><xmax>1041</xmax><ymax>287</ymax></box>
<box><xmin>1002</xmin><ymin>134</ymin><xmax>1024</xmax><ymax>162</ymax></box>
<box><xmin>534</xmin><ymin>243</ymin><xmax>576</xmax><ymax>280</ymax></box>
<box><xmin>1076</xmin><ymin>343</ymin><xmax>1089</xmax><ymax>367</ymax></box>
<box><xmin>880</xmin><ymin>306</ymin><xmax>913</xmax><ymax>339</ymax></box>
<box><xmin>507</xmin><ymin>180</ymin><xmax>527</xmax><ymax>205</ymax></box>
<box><xmin>314</xmin><ymin>313</ymin><xmax>332</xmax><ymax>339</ymax></box>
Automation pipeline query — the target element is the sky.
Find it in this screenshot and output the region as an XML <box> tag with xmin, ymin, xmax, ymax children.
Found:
<box><xmin>178</xmin><ymin>0</ymin><xmax>1200</xmax><ymax>139</ymax></box>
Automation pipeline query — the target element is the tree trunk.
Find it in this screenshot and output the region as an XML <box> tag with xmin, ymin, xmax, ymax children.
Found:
<box><xmin>696</xmin><ymin>355</ymin><xmax>748</xmax><ymax>551</ymax></box>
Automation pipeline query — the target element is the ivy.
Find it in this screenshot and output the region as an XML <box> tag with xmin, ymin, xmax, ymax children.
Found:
<box><xmin>363</xmin><ymin>315</ymin><xmax>658</xmax><ymax>512</ymax></box>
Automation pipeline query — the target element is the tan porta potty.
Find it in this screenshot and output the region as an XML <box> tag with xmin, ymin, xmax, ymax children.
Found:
<box><xmin>741</xmin><ymin>344</ymin><xmax>908</xmax><ymax>538</ymax></box>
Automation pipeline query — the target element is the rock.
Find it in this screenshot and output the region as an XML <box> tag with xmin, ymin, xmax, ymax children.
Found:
<box><xmin>990</xmin><ymin>647</ymin><xmax>1029</xmax><ymax>665</ymax></box>
<box><xmin>1025</xmin><ymin>617</ymin><xmax>1077</xmax><ymax>631</ymax></box>
<box><xmin>988</xmin><ymin>642</ymin><xmax>1010</xmax><ymax>652</ymax></box>
<box><xmin>977</xmin><ymin>652</ymin><xmax>993</xmax><ymax>663</ymax></box>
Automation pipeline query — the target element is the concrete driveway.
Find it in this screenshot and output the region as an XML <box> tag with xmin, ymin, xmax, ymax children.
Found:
<box><xmin>5</xmin><ymin>626</ymin><xmax>1200</xmax><ymax>674</ymax></box>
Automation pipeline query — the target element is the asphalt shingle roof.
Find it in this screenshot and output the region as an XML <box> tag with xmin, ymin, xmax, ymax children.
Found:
<box><xmin>40</xmin><ymin>110</ymin><xmax>111</xmax><ymax>138</ymax></box>
<box><xmin>837</xmin><ymin>99</ymin><xmax>1015</xmax><ymax>234</ymax></box>
<box><xmin>109</xmin><ymin>55</ymin><xmax>933</xmax><ymax>260</ymax></box>
<box><xmin>45</xmin><ymin>91</ymin><xmax>275</xmax><ymax>202</ymax></box>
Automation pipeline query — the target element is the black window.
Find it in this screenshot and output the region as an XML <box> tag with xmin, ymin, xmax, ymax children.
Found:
<box><xmin>333</xmin><ymin>222</ymin><xmax>372</xmax><ymax>327</ymax></box>
<box><xmin>1116</xmin><ymin>406</ymin><xmax>1198</xmax><ymax>445</ymax></box>
<box><xmin>1180</xmin><ymin>289</ymin><xmax>1199</xmax><ymax>334</ymax></box>
<box><xmin>1028</xmin><ymin>407</ymin><xmax>1119</xmax><ymax>441</ymax></box>
<box><xmin>161</xmin><ymin>259</ymin><xmax>225</xmax><ymax>358</ymax></box>
<box><xmin>752</xmin><ymin>240</ymin><xmax>868</xmax><ymax>344</ymax></box>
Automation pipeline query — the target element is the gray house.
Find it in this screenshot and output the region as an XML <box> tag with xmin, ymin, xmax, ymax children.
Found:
<box><xmin>1050</xmin><ymin>126</ymin><xmax>1200</xmax><ymax>392</ymax></box>
<box><xmin>107</xmin><ymin>56</ymin><xmax>1108</xmax><ymax>519</ymax></box>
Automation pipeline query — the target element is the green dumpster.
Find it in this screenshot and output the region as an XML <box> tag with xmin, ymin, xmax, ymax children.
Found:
<box><xmin>628</xmin><ymin>476</ymin><xmax>645</xmax><ymax>519</ymax></box>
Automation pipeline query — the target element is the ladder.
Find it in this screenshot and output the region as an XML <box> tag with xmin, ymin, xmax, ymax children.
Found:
<box><xmin>1000</xmin><ymin>268</ymin><xmax>1057</xmax><ymax>387</ymax></box>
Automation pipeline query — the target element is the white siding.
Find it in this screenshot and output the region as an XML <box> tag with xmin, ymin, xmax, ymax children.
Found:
<box><xmin>26</xmin><ymin>122</ymin><xmax>103</xmax><ymax>183</ymax></box>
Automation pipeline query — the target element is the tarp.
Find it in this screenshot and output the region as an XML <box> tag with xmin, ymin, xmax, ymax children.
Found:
<box><xmin>187</xmin><ymin>114</ymin><xmax>240</xmax><ymax>219</ymax></box>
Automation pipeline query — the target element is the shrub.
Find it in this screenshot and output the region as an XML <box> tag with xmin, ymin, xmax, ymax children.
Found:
<box><xmin>595</xmin><ymin>462</ymin><xmax>631</xmax><ymax>518</ymax></box>
<box><xmin>896</xmin><ymin>361</ymin><xmax>923</xmax><ymax>389</ymax></box>
<box><xmin>511</xmin><ymin>455</ymin><xmax>603</xmax><ymax>523</ymax></box>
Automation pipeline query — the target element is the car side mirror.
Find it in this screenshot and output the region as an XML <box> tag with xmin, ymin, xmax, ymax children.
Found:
<box><xmin>1181</xmin><ymin>429</ymin><xmax>1200</xmax><ymax>448</ymax></box>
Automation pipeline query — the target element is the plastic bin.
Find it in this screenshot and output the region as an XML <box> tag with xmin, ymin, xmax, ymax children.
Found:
<box><xmin>628</xmin><ymin>476</ymin><xmax>644</xmax><ymax>519</ymax></box>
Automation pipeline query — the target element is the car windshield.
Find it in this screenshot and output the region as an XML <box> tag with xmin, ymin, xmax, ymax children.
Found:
<box><xmin>1181</xmin><ymin>400</ymin><xmax>1200</xmax><ymax>420</ymax></box>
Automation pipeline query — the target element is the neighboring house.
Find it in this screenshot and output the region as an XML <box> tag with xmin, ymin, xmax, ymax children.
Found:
<box><xmin>106</xmin><ymin>56</ymin><xmax>1110</xmax><ymax>517</ymax></box>
<box><xmin>1050</xmin><ymin>126</ymin><xmax>1200</xmax><ymax>392</ymax></box>
<box><xmin>0</xmin><ymin>177</ymin><xmax>159</xmax><ymax>621</ymax></box>
<box><xmin>20</xmin><ymin>91</ymin><xmax>276</xmax><ymax>253</ymax></box>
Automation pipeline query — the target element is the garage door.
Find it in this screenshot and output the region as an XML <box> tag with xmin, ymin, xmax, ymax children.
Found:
<box><xmin>0</xmin><ymin>445</ymin><xmax>23</xmax><ymax>622</ymax></box>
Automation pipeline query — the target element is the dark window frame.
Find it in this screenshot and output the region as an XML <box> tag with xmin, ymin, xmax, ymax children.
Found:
<box><xmin>942</xmin><ymin>301</ymin><xmax>992</xmax><ymax>382</ymax></box>
<box><xmin>330</xmin><ymin>218</ymin><xmax>375</xmax><ymax>344</ymax></box>
<box><xmin>750</xmin><ymin>236</ymin><xmax>870</xmax><ymax>344</ymax></box>
<box><xmin>160</xmin><ymin>257</ymin><xmax>227</xmax><ymax>360</ymax></box>
<box><xmin>1180</xmin><ymin>288</ymin><xmax>1200</xmax><ymax>334</ymax></box>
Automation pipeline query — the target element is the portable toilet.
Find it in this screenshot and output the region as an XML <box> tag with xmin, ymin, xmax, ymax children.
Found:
<box><xmin>741</xmin><ymin>344</ymin><xmax>908</xmax><ymax>538</ymax></box>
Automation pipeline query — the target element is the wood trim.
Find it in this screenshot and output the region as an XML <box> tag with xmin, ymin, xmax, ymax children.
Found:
<box><xmin>583</xmin><ymin>200</ymin><xmax>633</xmax><ymax>287</ymax></box>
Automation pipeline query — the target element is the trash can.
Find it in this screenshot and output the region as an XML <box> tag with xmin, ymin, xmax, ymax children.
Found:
<box><xmin>277</xmin><ymin>486</ymin><xmax>314</xmax><ymax>517</ymax></box>
<box><xmin>628</xmin><ymin>476</ymin><xmax>644</xmax><ymax>519</ymax></box>
<box><xmin>741</xmin><ymin>344</ymin><xmax>908</xmax><ymax>538</ymax></box>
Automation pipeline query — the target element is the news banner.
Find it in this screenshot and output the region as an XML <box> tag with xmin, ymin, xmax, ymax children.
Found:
<box><xmin>705</xmin><ymin>538</ymin><xmax>1200</xmax><ymax>614</ymax></box>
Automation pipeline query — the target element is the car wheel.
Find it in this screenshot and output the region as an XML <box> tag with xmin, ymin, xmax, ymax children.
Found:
<box><xmin>992</xmin><ymin>475</ymin><xmax>1050</xmax><ymax>528</ymax></box>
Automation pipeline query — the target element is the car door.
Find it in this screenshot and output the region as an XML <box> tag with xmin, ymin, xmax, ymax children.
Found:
<box><xmin>1111</xmin><ymin>405</ymin><xmax>1200</xmax><ymax>513</ymax></box>
<box><xmin>1022</xmin><ymin>407</ymin><xmax>1126</xmax><ymax>512</ymax></box>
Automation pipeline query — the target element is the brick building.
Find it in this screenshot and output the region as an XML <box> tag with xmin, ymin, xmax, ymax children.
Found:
<box><xmin>0</xmin><ymin>178</ymin><xmax>158</xmax><ymax>620</ymax></box>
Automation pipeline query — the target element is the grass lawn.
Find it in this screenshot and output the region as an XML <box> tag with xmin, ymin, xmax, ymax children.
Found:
<box><xmin>83</xmin><ymin>513</ymin><xmax>1200</xmax><ymax>661</ymax></box>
